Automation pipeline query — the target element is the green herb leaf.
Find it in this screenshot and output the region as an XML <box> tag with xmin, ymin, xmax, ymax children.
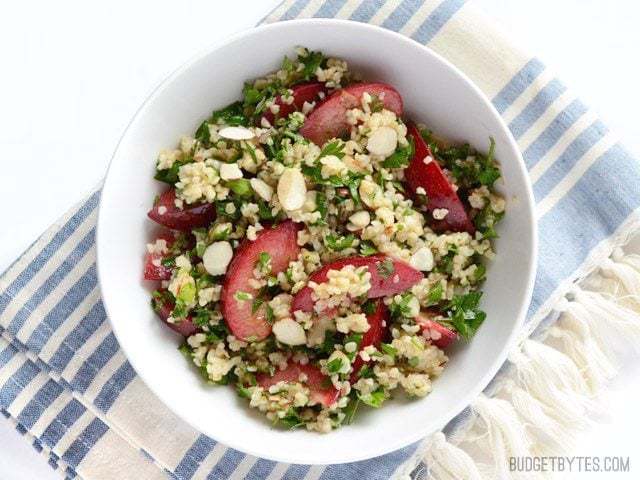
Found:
<box><xmin>299</xmin><ymin>50</ymin><xmax>325</xmax><ymax>81</ymax></box>
<box><xmin>326</xmin><ymin>357</ymin><xmax>345</xmax><ymax>375</ymax></box>
<box><xmin>257</xmin><ymin>200</ymin><xmax>275</xmax><ymax>221</ymax></box>
<box><xmin>251</xmin><ymin>298</ymin><xmax>264</xmax><ymax>314</ymax></box>
<box><xmin>473</xmin><ymin>204</ymin><xmax>505</xmax><ymax>239</ymax></box>
<box><xmin>318</xmin><ymin>140</ymin><xmax>345</xmax><ymax>160</ymax></box>
<box><xmin>192</xmin><ymin>308</ymin><xmax>211</xmax><ymax>327</ymax></box>
<box><xmin>226</xmin><ymin>178</ymin><xmax>253</xmax><ymax>198</ymax></box>
<box><xmin>359</xmin><ymin>241</ymin><xmax>378</xmax><ymax>256</ymax></box>
<box><xmin>178</xmin><ymin>342</ymin><xmax>192</xmax><ymax>358</ymax></box>
<box><xmin>358</xmin><ymin>364</ymin><xmax>373</xmax><ymax>379</ymax></box>
<box><xmin>361</xmin><ymin>300</ymin><xmax>377</xmax><ymax>316</ymax></box>
<box><xmin>473</xmin><ymin>263</ymin><xmax>486</xmax><ymax>283</ymax></box>
<box><xmin>426</xmin><ymin>283</ymin><xmax>444</xmax><ymax>305</ymax></box>
<box><xmin>445</xmin><ymin>291</ymin><xmax>486</xmax><ymax>340</ymax></box>
<box><xmin>258</xmin><ymin>252</ymin><xmax>271</xmax><ymax>272</ymax></box>
<box><xmin>316</xmin><ymin>330</ymin><xmax>337</xmax><ymax>356</ymax></box>
<box><xmin>277</xmin><ymin>408</ymin><xmax>304</xmax><ymax>429</ymax></box>
<box><xmin>376</xmin><ymin>258</ymin><xmax>395</xmax><ymax>279</ymax></box>
<box><xmin>212</xmin><ymin>102</ymin><xmax>248</xmax><ymax>126</ymax></box>
<box><xmin>343</xmin><ymin>396</ymin><xmax>360</xmax><ymax>425</ymax></box>
<box><xmin>369</xmin><ymin>94</ymin><xmax>384</xmax><ymax>113</ymax></box>
<box><xmin>389</xmin><ymin>292</ymin><xmax>416</xmax><ymax>319</ymax></box>
<box><xmin>358</xmin><ymin>387</ymin><xmax>386</xmax><ymax>408</ymax></box>
<box><xmin>324</xmin><ymin>233</ymin><xmax>355</xmax><ymax>251</ymax></box>
<box><xmin>234</xmin><ymin>291</ymin><xmax>252</xmax><ymax>302</ymax></box>
<box><xmin>154</xmin><ymin>160</ymin><xmax>184</xmax><ymax>185</ymax></box>
<box><xmin>381</xmin><ymin>137</ymin><xmax>414</xmax><ymax>169</ymax></box>
<box><xmin>314</xmin><ymin>190</ymin><xmax>328</xmax><ymax>225</ymax></box>
<box><xmin>380</xmin><ymin>343</ymin><xmax>397</xmax><ymax>359</ymax></box>
<box><xmin>265</xmin><ymin>304</ymin><xmax>275</xmax><ymax>324</ymax></box>
<box><xmin>236</xmin><ymin>384</ymin><xmax>252</xmax><ymax>399</ymax></box>
<box><xmin>177</xmin><ymin>282</ymin><xmax>196</xmax><ymax>304</ymax></box>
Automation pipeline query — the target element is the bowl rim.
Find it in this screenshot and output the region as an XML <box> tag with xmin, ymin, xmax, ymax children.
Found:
<box><xmin>97</xmin><ymin>17</ymin><xmax>538</xmax><ymax>465</ymax></box>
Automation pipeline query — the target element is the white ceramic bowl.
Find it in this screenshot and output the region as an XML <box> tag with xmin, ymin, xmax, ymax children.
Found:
<box><xmin>97</xmin><ymin>19</ymin><xmax>537</xmax><ymax>465</ymax></box>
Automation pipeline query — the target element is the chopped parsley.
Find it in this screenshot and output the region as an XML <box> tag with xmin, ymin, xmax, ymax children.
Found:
<box><xmin>234</xmin><ymin>291</ymin><xmax>253</xmax><ymax>302</ymax></box>
<box><xmin>358</xmin><ymin>387</ymin><xmax>386</xmax><ymax>408</ymax></box>
<box><xmin>195</xmin><ymin>102</ymin><xmax>248</xmax><ymax>145</ymax></box>
<box><xmin>376</xmin><ymin>258</ymin><xmax>395</xmax><ymax>279</ymax></box>
<box><xmin>226</xmin><ymin>178</ymin><xmax>252</xmax><ymax>198</ymax></box>
<box><xmin>359</xmin><ymin>241</ymin><xmax>378</xmax><ymax>256</ymax></box>
<box><xmin>381</xmin><ymin>137</ymin><xmax>414</xmax><ymax>169</ymax></box>
<box><xmin>324</xmin><ymin>233</ymin><xmax>355</xmax><ymax>251</ymax></box>
<box><xmin>318</xmin><ymin>140</ymin><xmax>346</xmax><ymax>159</ymax></box>
<box><xmin>276</xmin><ymin>408</ymin><xmax>304</xmax><ymax>429</ymax></box>
<box><xmin>154</xmin><ymin>159</ymin><xmax>185</xmax><ymax>185</ymax></box>
<box><xmin>445</xmin><ymin>291</ymin><xmax>486</xmax><ymax>340</ymax></box>
<box><xmin>343</xmin><ymin>396</ymin><xmax>361</xmax><ymax>424</ymax></box>
<box><xmin>474</xmin><ymin>204</ymin><xmax>505</xmax><ymax>239</ymax></box>
<box><xmin>326</xmin><ymin>356</ymin><xmax>345</xmax><ymax>375</ymax></box>
<box><xmin>361</xmin><ymin>299</ymin><xmax>377</xmax><ymax>315</ymax></box>
<box><xmin>389</xmin><ymin>292</ymin><xmax>416</xmax><ymax>319</ymax></box>
<box><xmin>436</xmin><ymin>137</ymin><xmax>501</xmax><ymax>190</ymax></box>
<box><xmin>380</xmin><ymin>343</ymin><xmax>398</xmax><ymax>359</ymax></box>
<box><xmin>426</xmin><ymin>283</ymin><xmax>444</xmax><ymax>305</ymax></box>
<box><xmin>258</xmin><ymin>252</ymin><xmax>271</xmax><ymax>272</ymax></box>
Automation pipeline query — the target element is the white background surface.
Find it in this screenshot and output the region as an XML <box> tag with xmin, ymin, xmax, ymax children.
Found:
<box><xmin>0</xmin><ymin>0</ymin><xmax>638</xmax><ymax>478</ymax></box>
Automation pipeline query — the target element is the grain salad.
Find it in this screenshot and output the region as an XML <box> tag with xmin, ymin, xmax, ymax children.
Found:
<box><xmin>143</xmin><ymin>47</ymin><xmax>505</xmax><ymax>432</ymax></box>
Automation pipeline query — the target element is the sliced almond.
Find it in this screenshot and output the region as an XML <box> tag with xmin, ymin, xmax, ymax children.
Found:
<box><xmin>218</xmin><ymin>126</ymin><xmax>255</xmax><ymax>141</ymax></box>
<box><xmin>367</xmin><ymin>126</ymin><xmax>398</xmax><ymax>157</ymax></box>
<box><xmin>202</xmin><ymin>241</ymin><xmax>233</xmax><ymax>276</ymax></box>
<box><xmin>277</xmin><ymin>168</ymin><xmax>306</xmax><ymax>211</ymax></box>
<box><xmin>409</xmin><ymin>246</ymin><xmax>434</xmax><ymax>272</ymax></box>
<box><xmin>272</xmin><ymin>318</ymin><xmax>307</xmax><ymax>346</ymax></box>
<box><xmin>219</xmin><ymin>162</ymin><xmax>243</xmax><ymax>180</ymax></box>
<box><xmin>250</xmin><ymin>178</ymin><xmax>273</xmax><ymax>201</ymax></box>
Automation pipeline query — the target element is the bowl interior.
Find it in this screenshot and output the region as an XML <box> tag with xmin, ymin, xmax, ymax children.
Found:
<box><xmin>97</xmin><ymin>19</ymin><xmax>536</xmax><ymax>465</ymax></box>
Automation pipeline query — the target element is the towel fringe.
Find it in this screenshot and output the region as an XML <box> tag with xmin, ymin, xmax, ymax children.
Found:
<box><xmin>410</xmin><ymin>246</ymin><xmax>640</xmax><ymax>480</ymax></box>
<box><xmin>421</xmin><ymin>432</ymin><xmax>483</xmax><ymax>480</ymax></box>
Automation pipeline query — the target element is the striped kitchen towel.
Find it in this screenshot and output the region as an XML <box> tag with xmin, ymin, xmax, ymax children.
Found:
<box><xmin>2</xmin><ymin>0</ymin><xmax>640</xmax><ymax>479</ymax></box>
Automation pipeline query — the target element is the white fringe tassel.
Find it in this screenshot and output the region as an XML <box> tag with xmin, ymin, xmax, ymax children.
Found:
<box><xmin>421</xmin><ymin>432</ymin><xmax>483</xmax><ymax>480</ymax></box>
<box><xmin>414</xmin><ymin>247</ymin><xmax>640</xmax><ymax>480</ymax></box>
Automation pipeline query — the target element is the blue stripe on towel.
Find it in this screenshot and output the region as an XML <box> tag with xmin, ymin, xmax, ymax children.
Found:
<box><xmin>319</xmin><ymin>442</ymin><xmax>420</xmax><ymax>479</ymax></box>
<box><xmin>412</xmin><ymin>0</ymin><xmax>467</xmax><ymax>44</ymax></box>
<box><xmin>313</xmin><ymin>0</ymin><xmax>348</xmax><ymax>17</ymax></box>
<box><xmin>382</xmin><ymin>0</ymin><xmax>424</xmax><ymax>31</ymax></box>
<box><xmin>245</xmin><ymin>458</ymin><xmax>277</xmax><ymax>480</ymax></box>
<box><xmin>17</xmin><ymin>379</ymin><xmax>63</xmax><ymax>429</ymax></box>
<box><xmin>25</xmin><ymin>265</ymin><xmax>98</xmax><ymax>354</ymax></box>
<box><xmin>492</xmin><ymin>58</ymin><xmax>545</xmax><ymax>114</ymax></box>
<box><xmin>508</xmin><ymin>78</ymin><xmax>566</xmax><ymax>139</ymax></box>
<box><xmin>0</xmin><ymin>191</ymin><xmax>99</xmax><ymax>317</ymax></box>
<box><xmin>0</xmin><ymin>360</ymin><xmax>39</xmax><ymax>409</ymax></box>
<box><xmin>349</xmin><ymin>0</ymin><xmax>385</xmax><ymax>22</ymax></box>
<box><xmin>207</xmin><ymin>449</ymin><xmax>247</xmax><ymax>479</ymax></box>
<box><xmin>533</xmin><ymin>120</ymin><xmax>609</xmax><ymax>200</ymax></box>
<box><xmin>69</xmin><ymin>332</ymin><xmax>120</xmax><ymax>393</ymax></box>
<box><xmin>282</xmin><ymin>464</ymin><xmax>311</xmax><ymax>480</ymax></box>
<box><xmin>523</xmin><ymin>99</ymin><xmax>588</xmax><ymax>169</ymax></box>
<box><xmin>281</xmin><ymin>0</ymin><xmax>311</xmax><ymax>20</ymax></box>
<box><xmin>47</xmin><ymin>301</ymin><xmax>107</xmax><ymax>373</ymax></box>
<box><xmin>529</xmin><ymin>143</ymin><xmax>640</xmax><ymax>315</ymax></box>
<box><xmin>0</xmin><ymin>343</ymin><xmax>18</xmax><ymax>369</ymax></box>
<box><xmin>174</xmin><ymin>434</ymin><xmax>217</xmax><ymax>480</ymax></box>
<box><xmin>6</xmin><ymin>229</ymin><xmax>95</xmax><ymax>337</ymax></box>
<box><xmin>93</xmin><ymin>360</ymin><xmax>136</xmax><ymax>412</ymax></box>
<box><xmin>61</xmin><ymin>417</ymin><xmax>109</xmax><ymax>467</ymax></box>
<box><xmin>40</xmin><ymin>398</ymin><xmax>86</xmax><ymax>448</ymax></box>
